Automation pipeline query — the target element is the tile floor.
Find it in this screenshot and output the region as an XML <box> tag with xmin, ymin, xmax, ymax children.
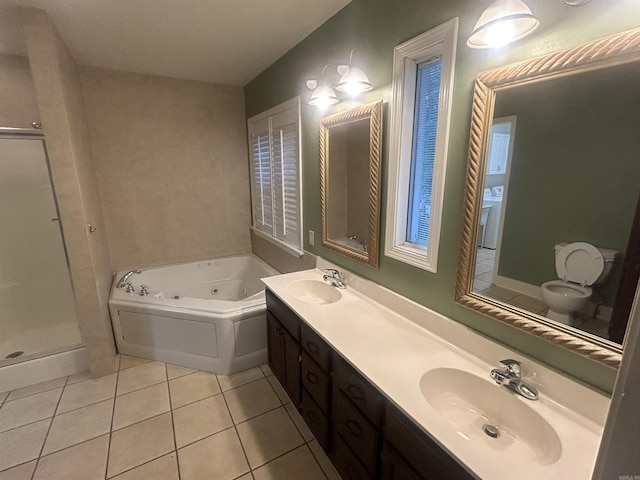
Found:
<box><xmin>0</xmin><ymin>356</ymin><xmax>341</xmax><ymax>480</ymax></box>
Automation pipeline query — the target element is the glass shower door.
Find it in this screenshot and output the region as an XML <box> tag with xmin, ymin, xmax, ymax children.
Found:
<box><xmin>0</xmin><ymin>135</ymin><xmax>81</xmax><ymax>365</ymax></box>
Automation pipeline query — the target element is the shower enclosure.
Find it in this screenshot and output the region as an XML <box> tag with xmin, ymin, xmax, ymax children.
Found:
<box><xmin>0</xmin><ymin>129</ymin><xmax>82</xmax><ymax>368</ymax></box>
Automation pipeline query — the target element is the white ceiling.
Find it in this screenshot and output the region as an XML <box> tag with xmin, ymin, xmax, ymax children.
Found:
<box><xmin>0</xmin><ymin>0</ymin><xmax>351</xmax><ymax>85</ymax></box>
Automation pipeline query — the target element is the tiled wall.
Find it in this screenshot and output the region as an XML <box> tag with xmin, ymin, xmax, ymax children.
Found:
<box><xmin>21</xmin><ymin>8</ymin><xmax>116</xmax><ymax>376</ymax></box>
<box><xmin>0</xmin><ymin>54</ymin><xmax>40</xmax><ymax>128</ymax></box>
<box><xmin>80</xmin><ymin>67</ymin><xmax>252</xmax><ymax>271</ymax></box>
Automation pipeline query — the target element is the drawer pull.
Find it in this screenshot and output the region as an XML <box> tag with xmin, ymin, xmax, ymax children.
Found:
<box><xmin>306</xmin><ymin>372</ymin><xmax>319</xmax><ymax>384</ymax></box>
<box><xmin>306</xmin><ymin>341</ymin><xmax>320</xmax><ymax>354</ymax></box>
<box><xmin>345</xmin><ymin>419</ymin><xmax>363</xmax><ymax>438</ymax></box>
<box><xmin>347</xmin><ymin>384</ymin><xmax>364</xmax><ymax>401</ymax></box>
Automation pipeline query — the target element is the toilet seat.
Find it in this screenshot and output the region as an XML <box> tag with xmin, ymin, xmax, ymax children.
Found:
<box><xmin>555</xmin><ymin>242</ymin><xmax>604</xmax><ymax>286</ymax></box>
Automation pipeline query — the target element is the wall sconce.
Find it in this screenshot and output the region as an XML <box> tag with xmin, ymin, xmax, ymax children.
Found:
<box><xmin>467</xmin><ymin>0</ymin><xmax>539</xmax><ymax>49</ymax></box>
<box><xmin>307</xmin><ymin>51</ymin><xmax>372</xmax><ymax>108</ymax></box>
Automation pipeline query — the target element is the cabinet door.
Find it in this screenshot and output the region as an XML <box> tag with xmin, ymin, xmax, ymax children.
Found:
<box><xmin>267</xmin><ymin>312</ymin><xmax>284</xmax><ymax>381</ymax></box>
<box><xmin>282</xmin><ymin>326</ymin><xmax>301</xmax><ymax>408</ymax></box>
<box><xmin>381</xmin><ymin>443</ymin><xmax>422</xmax><ymax>480</ymax></box>
<box><xmin>267</xmin><ymin>310</ymin><xmax>301</xmax><ymax>408</ymax></box>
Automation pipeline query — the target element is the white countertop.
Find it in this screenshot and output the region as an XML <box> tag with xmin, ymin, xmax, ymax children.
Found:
<box><xmin>262</xmin><ymin>258</ymin><xmax>610</xmax><ymax>480</ymax></box>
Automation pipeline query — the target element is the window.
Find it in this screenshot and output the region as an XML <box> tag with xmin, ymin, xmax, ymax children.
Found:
<box><xmin>385</xmin><ymin>18</ymin><xmax>458</xmax><ymax>272</ymax></box>
<box><xmin>248</xmin><ymin>97</ymin><xmax>303</xmax><ymax>256</ymax></box>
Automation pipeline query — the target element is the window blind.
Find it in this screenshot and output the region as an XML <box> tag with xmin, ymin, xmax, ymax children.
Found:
<box><xmin>248</xmin><ymin>100</ymin><xmax>301</xmax><ymax>251</ymax></box>
<box><xmin>406</xmin><ymin>56</ymin><xmax>442</xmax><ymax>248</ymax></box>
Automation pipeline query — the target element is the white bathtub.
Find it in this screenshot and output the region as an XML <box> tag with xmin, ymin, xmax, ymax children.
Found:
<box><xmin>108</xmin><ymin>255</ymin><xmax>279</xmax><ymax>375</ymax></box>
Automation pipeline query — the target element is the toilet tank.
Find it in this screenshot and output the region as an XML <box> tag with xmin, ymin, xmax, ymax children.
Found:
<box><xmin>554</xmin><ymin>242</ymin><xmax>618</xmax><ymax>284</ymax></box>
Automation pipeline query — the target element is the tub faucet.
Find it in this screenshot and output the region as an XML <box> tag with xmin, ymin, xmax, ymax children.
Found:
<box><xmin>323</xmin><ymin>269</ymin><xmax>346</xmax><ymax>289</ymax></box>
<box><xmin>490</xmin><ymin>359</ymin><xmax>539</xmax><ymax>400</ymax></box>
<box><xmin>117</xmin><ymin>270</ymin><xmax>142</xmax><ymax>289</ymax></box>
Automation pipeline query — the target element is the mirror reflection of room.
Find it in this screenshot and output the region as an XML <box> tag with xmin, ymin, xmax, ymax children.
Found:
<box><xmin>472</xmin><ymin>62</ymin><xmax>640</xmax><ymax>344</ymax></box>
<box><xmin>327</xmin><ymin>119</ymin><xmax>371</xmax><ymax>253</ymax></box>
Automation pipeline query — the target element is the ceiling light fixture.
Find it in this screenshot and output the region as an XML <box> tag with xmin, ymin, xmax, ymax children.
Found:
<box><xmin>467</xmin><ymin>0</ymin><xmax>539</xmax><ymax>49</ymax></box>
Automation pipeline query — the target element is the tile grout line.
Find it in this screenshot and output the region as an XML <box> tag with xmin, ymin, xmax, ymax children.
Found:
<box><xmin>164</xmin><ymin>362</ymin><xmax>181</xmax><ymax>480</ymax></box>
<box><xmin>216</xmin><ymin>373</ymin><xmax>253</xmax><ymax>478</ymax></box>
<box><xmin>2</xmin><ymin>380</ymin><xmax>67</xmax><ymax>405</ymax></box>
<box><xmin>104</xmin><ymin>358</ymin><xmax>122</xmax><ymax>480</ymax></box>
<box><xmin>30</xmin><ymin>373</ymin><xmax>71</xmax><ymax>480</ymax></box>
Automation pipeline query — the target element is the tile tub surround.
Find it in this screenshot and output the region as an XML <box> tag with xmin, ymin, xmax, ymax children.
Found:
<box><xmin>262</xmin><ymin>258</ymin><xmax>611</xmax><ymax>480</ymax></box>
<box><xmin>0</xmin><ymin>355</ymin><xmax>340</xmax><ymax>480</ymax></box>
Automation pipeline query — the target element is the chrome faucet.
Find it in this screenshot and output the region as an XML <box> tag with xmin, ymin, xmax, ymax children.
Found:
<box><xmin>347</xmin><ymin>235</ymin><xmax>368</xmax><ymax>252</ymax></box>
<box><xmin>117</xmin><ymin>270</ymin><xmax>142</xmax><ymax>289</ymax></box>
<box><xmin>323</xmin><ymin>268</ymin><xmax>347</xmax><ymax>289</ymax></box>
<box><xmin>490</xmin><ymin>359</ymin><xmax>539</xmax><ymax>400</ymax></box>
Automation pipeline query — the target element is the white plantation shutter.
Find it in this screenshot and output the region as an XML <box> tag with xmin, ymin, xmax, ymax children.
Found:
<box><xmin>251</xmin><ymin>117</ymin><xmax>272</xmax><ymax>234</ymax></box>
<box><xmin>248</xmin><ymin>98</ymin><xmax>302</xmax><ymax>252</ymax></box>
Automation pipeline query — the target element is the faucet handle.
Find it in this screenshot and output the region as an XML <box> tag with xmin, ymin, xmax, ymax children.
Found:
<box><xmin>498</xmin><ymin>359</ymin><xmax>521</xmax><ymax>376</ymax></box>
<box><xmin>324</xmin><ymin>268</ymin><xmax>342</xmax><ymax>279</ymax></box>
<box><xmin>125</xmin><ymin>282</ymin><xmax>135</xmax><ymax>293</ymax></box>
<box><xmin>139</xmin><ymin>285</ymin><xmax>150</xmax><ymax>296</ymax></box>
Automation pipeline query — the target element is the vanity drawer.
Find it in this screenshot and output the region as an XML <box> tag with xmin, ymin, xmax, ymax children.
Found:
<box><xmin>301</xmin><ymin>389</ymin><xmax>329</xmax><ymax>451</ymax></box>
<box><xmin>335</xmin><ymin>392</ymin><xmax>379</xmax><ymax>475</ymax></box>
<box><xmin>332</xmin><ymin>435</ymin><xmax>374</xmax><ymax>480</ymax></box>
<box><xmin>301</xmin><ymin>352</ymin><xmax>330</xmax><ymax>413</ymax></box>
<box><xmin>266</xmin><ymin>289</ymin><xmax>300</xmax><ymax>341</ymax></box>
<box><xmin>335</xmin><ymin>357</ymin><xmax>382</xmax><ymax>425</ymax></box>
<box><xmin>301</xmin><ymin>322</ymin><xmax>331</xmax><ymax>372</ymax></box>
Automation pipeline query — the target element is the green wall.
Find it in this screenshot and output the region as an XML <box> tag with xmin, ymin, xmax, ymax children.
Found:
<box><xmin>495</xmin><ymin>62</ymin><xmax>640</xmax><ymax>306</ymax></box>
<box><xmin>244</xmin><ymin>0</ymin><xmax>640</xmax><ymax>393</ymax></box>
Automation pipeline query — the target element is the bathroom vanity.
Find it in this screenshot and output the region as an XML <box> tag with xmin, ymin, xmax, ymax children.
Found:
<box><xmin>262</xmin><ymin>258</ymin><xmax>610</xmax><ymax>480</ymax></box>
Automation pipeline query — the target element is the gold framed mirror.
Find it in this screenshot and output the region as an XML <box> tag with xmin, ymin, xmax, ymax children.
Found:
<box><xmin>456</xmin><ymin>28</ymin><xmax>640</xmax><ymax>369</ymax></box>
<box><xmin>320</xmin><ymin>101</ymin><xmax>383</xmax><ymax>267</ymax></box>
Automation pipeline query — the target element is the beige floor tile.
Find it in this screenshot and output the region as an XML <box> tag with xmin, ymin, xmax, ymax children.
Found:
<box><xmin>308</xmin><ymin>440</ymin><xmax>341</xmax><ymax>480</ymax></box>
<box><xmin>113</xmin><ymin>383</ymin><xmax>170</xmax><ymax>431</ymax></box>
<box><xmin>33</xmin><ymin>434</ymin><xmax>109</xmax><ymax>480</ymax></box>
<box><xmin>166</xmin><ymin>364</ymin><xmax>195</xmax><ymax>380</ymax></box>
<box><xmin>284</xmin><ymin>402</ymin><xmax>313</xmax><ymax>442</ymax></box>
<box><xmin>0</xmin><ymin>419</ymin><xmax>50</xmax><ymax>471</ymax></box>
<box><xmin>107</xmin><ymin>412</ymin><xmax>175</xmax><ymax>478</ymax></box>
<box><xmin>173</xmin><ymin>394</ymin><xmax>233</xmax><ymax>448</ymax></box>
<box><xmin>259</xmin><ymin>364</ymin><xmax>273</xmax><ymax>376</ymax></box>
<box><xmin>110</xmin><ymin>452</ymin><xmax>179</xmax><ymax>480</ymax></box>
<box><xmin>224</xmin><ymin>378</ymin><xmax>281</xmax><ymax>423</ymax></box>
<box><xmin>481</xmin><ymin>285</ymin><xmax>519</xmax><ymax>302</ymax></box>
<box><xmin>236</xmin><ymin>407</ymin><xmax>304</xmax><ymax>468</ymax></box>
<box><xmin>42</xmin><ymin>399</ymin><xmax>114</xmax><ymax>455</ymax></box>
<box><xmin>509</xmin><ymin>294</ymin><xmax>547</xmax><ymax>312</ymax></box>
<box><xmin>217</xmin><ymin>367</ymin><xmax>264</xmax><ymax>392</ymax></box>
<box><xmin>119</xmin><ymin>355</ymin><xmax>151</xmax><ymax>371</ymax></box>
<box><xmin>6</xmin><ymin>377</ymin><xmax>67</xmax><ymax>402</ymax></box>
<box><xmin>0</xmin><ymin>460</ymin><xmax>37</xmax><ymax>480</ymax></box>
<box><xmin>116</xmin><ymin>362</ymin><xmax>167</xmax><ymax>396</ymax></box>
<box><xmin>234</xmin><ymin>475</ymin><xmax>253</xmax><ymax>480</ymax></box>
<box><xmin>252</xmin><ymin>445</ymin><xmax>326</xmax><ymax>480</ymax></box>
<box><xmin>178</xmin><ymin>428</ymin><xmax>249</xmax><ymax>480</ymax></box>
<box><xmin>0</xmin><ymin>392</ymin><xmax>7</xmax><ymax>405</ymax></box>
<box><xmin>57</xmin><ymin>373</ymin><xmax>117</xmax><ymax>414</ymax></box>
<box><xmin>66</xmin><ymin>370</ymin><xmax>92</xmax><ymax>385</ymax></box>
<box><xmin>0</xmin><ymin>388</ymin><xmax>62</xmax><ymax>432</ymax></box>
<box><xmin>169</xmin><ymin>371</ymin><xmax>220</xmax><ymax>408</ymax></box>
<box><xmin>265</xmin><ymin>375</ymin><xmax>290</xmax><ymax>404</ymax></box>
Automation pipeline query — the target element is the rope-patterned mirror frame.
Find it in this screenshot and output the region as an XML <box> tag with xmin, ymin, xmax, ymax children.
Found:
<box><xmin>456</xmin><ymin>27</ymin><xmax>640</xmax><ymax>369</ymax></box>
<box><xmin>319</xmin><ymin>101</ymin><xmax>383</xmax><ymax>268</ymax></box>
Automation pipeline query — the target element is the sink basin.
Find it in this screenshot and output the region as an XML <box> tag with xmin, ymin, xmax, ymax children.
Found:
<box><xmin>287</xmin><ymin>280</ymin><xmax>342</xmax><ymax>304</ymax></box>
<box><xmin>419</xmin><ymin>368</ymin><xmax>561</xmax><ymax>466</ymax></box>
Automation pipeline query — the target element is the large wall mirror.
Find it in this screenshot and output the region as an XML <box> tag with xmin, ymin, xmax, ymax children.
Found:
<box><xmin>456</xmin><ymin>28</ymin><xmax>640</xmax><ymax>368</ymax></box>
<box><xmin>320</xmin><ymin>101</ymin><xmax>382</xmax><ymax>267</ymax></box>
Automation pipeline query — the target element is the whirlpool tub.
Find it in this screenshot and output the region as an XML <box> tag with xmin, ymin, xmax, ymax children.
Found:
<box><xmin>108</xmin><ymin>254</ymin><xmax>279</xmax><ymax>375</ymax></box>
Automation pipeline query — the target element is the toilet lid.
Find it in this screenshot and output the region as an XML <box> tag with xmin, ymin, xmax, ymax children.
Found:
<box><xmin>556</xmin><ymin>242</ymin><xmax>604</xmax><ymax>286</ymax></box>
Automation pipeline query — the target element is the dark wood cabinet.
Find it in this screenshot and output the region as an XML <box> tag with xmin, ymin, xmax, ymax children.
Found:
<box><xmin>266</xmin><ymin>291</ymin><xmax>300</xmax><ymax>407</ymax></box>
<box><xmin>266</xmin><ymin>288</ymin><xmax>474</xmax><ymax>480</ymax></box>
